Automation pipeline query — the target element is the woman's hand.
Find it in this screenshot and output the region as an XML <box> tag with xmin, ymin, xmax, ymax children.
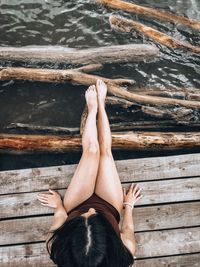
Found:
<box><xmin>123</xmin><ymin>183</ymin><xmax>143</xmax><ymax>206</ymax></box>
<box><xmin>37</xmin><ymin>189</ymin><xmax>63</xmax><ymax>209</ymax></box>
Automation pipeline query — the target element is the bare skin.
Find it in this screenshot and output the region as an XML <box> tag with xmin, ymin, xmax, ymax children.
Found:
<box><xmin>37</xmin><ymin>80</ymin><xmax>143</xmax><ymax>254</ymax></box>
<box><xmin>94</xmin><ymin>79</ymin><xmax>124</xmax><ymax>213</ymax></box>
<box><xmin>63</xmin><ymin>84</ymin><xmax>100</xmax><ymax>213</ymax></box>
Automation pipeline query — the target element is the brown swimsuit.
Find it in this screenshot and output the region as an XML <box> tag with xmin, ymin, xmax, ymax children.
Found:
<box><xmin>66</xmin><ymin>193</ymin><xmax>121</xmax><ymax>237</ymax></box>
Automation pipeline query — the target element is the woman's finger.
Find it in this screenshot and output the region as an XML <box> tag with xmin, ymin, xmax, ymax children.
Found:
<box><xmin>37</xmin><ymin>193</ymin><xmax>50</xmax><ymax>198</ymax></box>
<box><xmin>136</xmin><ymin>194</ymin><xmax>143</xmax><ymax>201</ymax></box>
<box><xmin>135</xmin><ymin>188</ymin><xmax>142</xmax><ymax>197</ymax></box>
<box><xmin>129</xmin><ymin>183</ymin><xmax>134</xmax><ymax>192</ymax></box>
<box><xmin>123</xmin><ymin>188</ymin><xmax>126</xmax><ymax>196</ymax></box>
<box><xmin>37</xmin><ymin>195</ymin><xmax>48</xmax><ymax>200</ymax></box>
<box><xmin>133</xmin><ymin>184</ymin><xmax>139</xmax><ymax>193</ymax></box>
<box><xmin>38</xmin><ymin>200</ymin><xmax>49</xmax><ymax>205</ymax></box>
<box><xmin>37</xmin><ymin>196</ymin><xmax>48</xmax><ymax>202</ymax></box>
<box><xmin>41</xmin><ymin>203</ymin><xmax>49</xmax><ymax>206</ymax></box>
<box><xmin>37</xmin><ymin>197</ymin><xmax>49</xmax><ymax>203</ymax></box>
<box><xmin>49</xmin><ymin>189</ymin><xmax>56</xmax><ymax>195</ymax></box>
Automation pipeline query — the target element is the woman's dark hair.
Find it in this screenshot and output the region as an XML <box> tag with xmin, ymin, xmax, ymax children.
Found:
<box><xmin>47</xmin><ymin>213</ymin><xmax>134</xmax><ymax>267</ymax></box>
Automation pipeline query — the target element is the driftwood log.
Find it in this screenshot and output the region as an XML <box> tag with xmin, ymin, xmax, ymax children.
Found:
<box><xmin>134</xmin><ymin>87</ymin><xmax>200</xmax><ymax>101</ymax></box>
<box><xmin>0</xmin><ymin>132</ymin><xmax>200</xmax><ymax>152</ymax></box>
<box><xmin>108</xmin><ymin>121</ymin><xmax>200</xmax><ymax>130</ymax></box>
<box><xmin>100</xmin><ymin>96</ymin><xmax>199</xmax><ymax>124</ymax></box>
<box><xmin>0</xmin><ymin>64</ymin><xmax>135</xmax><ymax>85</ymax></box>
<box><xmin>5</xmin><ymin>120</ymin><xmax>200</xmax><ymax>135</ymax></box>
<box><xmin>109</xmin><ymin>15</ymin><xmax>200</xmax><ymax>54</ymax></box>
<box><xmin>5</xmin><ymin>123</ymin><xmax>80</xmax><ymax>135</ymax></box>
<box><xmin>95</xmin><ymin>0</ymin><xmax>200</xmax><ymax>31</ymax></box>
<box><xmin>1</xmin><ymin>66</ymin><xmax>200</xmax><ymax>110</ymax></box>
<box><xmin>0</xmin><ymin>44</ymin><xmax>159</xmax><ymax>64</ymax></box>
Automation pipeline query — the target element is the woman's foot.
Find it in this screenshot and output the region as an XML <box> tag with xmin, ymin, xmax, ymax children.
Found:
<box><xmin>96</xmin><ymin>79</ymin><xmax>107</xmax><ymax>107</ymax></box>
<box><xmin>85</xmin><ymin>85</ymin><xmax>98</xmax><ymax>113</ymax></box>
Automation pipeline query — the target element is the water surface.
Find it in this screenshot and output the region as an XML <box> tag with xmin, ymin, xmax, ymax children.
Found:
<box><xmin>0</xmin><ymin>0</ymin><xmax>199</xmax><ymax>170</ymax></box>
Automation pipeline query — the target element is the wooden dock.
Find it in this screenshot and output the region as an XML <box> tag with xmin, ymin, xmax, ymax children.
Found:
<box><xmin>0</xmin><ymin>153</ymin><xmax>200</xmax><ymax>266</ymax></box>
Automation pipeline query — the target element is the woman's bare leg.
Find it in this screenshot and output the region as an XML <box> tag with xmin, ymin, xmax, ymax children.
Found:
<box><xmin>95</xmin><ymin>80</ymin><xmax>123</xmax><ymax>213</ymax></box>
<box><xmin>64</xmin><ymin>85</ymin><xmax>100</xmax><ymax>212</ymax></box>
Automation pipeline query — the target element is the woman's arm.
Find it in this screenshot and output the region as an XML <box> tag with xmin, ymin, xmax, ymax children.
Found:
<box><xmin>37</xmin><ymin>189</ymin><xmax>68</xmax><ymax>232</ymax></box>
<box><xmin>120</xmin><ymin>184</ymin><xmax>143</xmax><ymax>255</ymax></box>
<box><xmin>49</xmin><ymin>204</ymin><xmax>68</xmax><ymax>231</ymax></box>
<box><xmin>45</xmin><ymin>204</ymin><xmax>68</xmax><ymax>250</ymax></box>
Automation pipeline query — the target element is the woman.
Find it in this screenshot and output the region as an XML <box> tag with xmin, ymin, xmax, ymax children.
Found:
<box><xmin>37</xmin><ymin>80</ymin><xmax>143</xmax><ymax>267</ymax></box>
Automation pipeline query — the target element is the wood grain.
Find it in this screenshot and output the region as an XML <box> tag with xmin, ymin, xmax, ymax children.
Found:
<box><xmin>0</xmin><ymin>44</ymin><xmax>159</xmax><ymax>64</ymax></box>
<box><xmin>135</xmin><ymin>227</ymin><xmax>200</xmax><ymax>257</ymax></box>
<box><xmin>134</xmin><ymin>253</ymin><xmax>200</xmax><ymax>267</ymax></box>
<box><xmin>1</xmin><ymin>67</ymin><xmax>200</xmax><ymax>109</ymax></box>
<box><xmin>0</xmin><ymin>243</ymin><xmax>53</xmax><ymax>267</ymax></box>
<box><xmin>0</xmin><ymin>227</ymin><xmax>199</xmax><ymax>265</ymax></box>
<box><xmin>96</xmin><ymin>0</ymin><xmax>200</xmax><ymax>31</ymax></box>
<box><xmin>1</xmin><ymin>132</ymin><xmax>200</xmax><ymax>153</ymax></box>
<box><xmin>1</xmin><ymin>202</ymin><xmax>200</xmax><ymax>245</ymax></box>
<box><xmin>1</xmin><ymin>243</ymin><xmax>199</xmax><ymax>267</ymax></box>
<box><xmin>1</xmin><ymin>178</ymin><xmax>199</xmax><ymax>219</ymax></box>
<box><xmin>110</xmin><ymin>15</ymin><xmax>200</xmax><ymax>53</ymax></box>
<box><xmin>0</xmin><ymin>153</ymin><xmax>199</xmax><ymax>195</ymax></box>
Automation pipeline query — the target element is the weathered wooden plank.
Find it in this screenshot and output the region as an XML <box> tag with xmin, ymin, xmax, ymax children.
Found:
<box><xmin>136</xmin><ymin>227</ymin><xmax>200</xmax><ymax>258</ymax></box>
<box><xmin>1</xmin><ymin>202</ymin><xmax>199</xmax><ymax>245</ymax></box>
<box><xmin>1</xmin><ymin>178</ymin><xmax>199</xmax><ymax>219</ymax></box>
<box><xmin>0</xmin><ymin>228</ymin><xmax>199</xmax><ymax>266</ymax></box>
<box><xmin>0</xmin><ymin>217</ymin><xmax>51</xmax><ymax>245</ymax></box>
<box><xmin>0</xmin><ymin>243</ymin><xmax>54</xmax><ymax>267</ymax></box>
<box><xmin>134</xmin><ymin>253</ymin><xmax>200</xmax><ymax>267</ymax></box>
<box><xmin>1</xmin><ymin>244</ymin><xmax>199</xmax><ymax>267</ymax></box>
<box><xmin>0</xmin><ymin>44</ymin><xmax>159</xmax><ymax>64</ymax></box>
<box><xmin>0</xmin><ymin>153</ymin><xmax>199</xmax><ymax>194</ymax></box>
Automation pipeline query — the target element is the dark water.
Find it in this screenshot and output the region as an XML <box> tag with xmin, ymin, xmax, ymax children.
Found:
<box><xmin>0</xmin><ymin>0</ymin><xmax>200</xmax><ymax>170</ymax></box>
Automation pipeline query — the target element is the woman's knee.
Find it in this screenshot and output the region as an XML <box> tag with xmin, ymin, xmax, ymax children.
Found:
<box><xmin>83</xmin><ymin>141</ymin><xmax>100</xmax><ymax>156</ymax></box>
<box><xmin>99</xmin><ymin>145</ymin><xmax>112</xmax><ymax>156</ymax></box>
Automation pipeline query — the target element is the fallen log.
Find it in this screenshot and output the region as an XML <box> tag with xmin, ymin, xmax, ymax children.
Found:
<box><xmin>5</xmin><ymin>121</ymin><xmax>200</xmax><ymax>134</ymax></box>
<box><xmin>109</xmin><ymin>15</ymin><xmax>200</xmax><ymax>54</ymax></box>
<box><xmin>0</xmin><ymin>44</ymin><xmax>159</xmax><ymax>64</ymax></box>
<box><xmin>0</xmin><ymin>64</ymin><xmax>135</xmax><ymax>85</ymax></box>
<box><xmin>5</xmin><ymin>123</ymin><xmax>80</xmax><ymax>135</ymax></box>
<box><xmin>109</xmin><ymin>83</ymin><xmax>200</xmax><ymax>109</ymax></box>
<box><xmin>0</xmin><ymin>132</ymin><xmax>200</xmax><ymax>152</ymax></box>
<box><xmin>106</xmin><ymin>96</ymin><xmax>135</xmax><ymax>108</ymax></box>
<box><xmin>109</xmin><ymin>121</ymin><xmax>200</xmax><ymax>131</ymax></box>
<box><xmin>133</xmin><ymin>87</ymin><xmax>200</xmax><ymax>101</ymax></box>
<box><xmin>141</xmin><ymin>91</ymin><xmax>200</xmax><ymax>101</ymax></box>
<box><xmin>1</xmin><ymin>66</ymin><xmax>200</xmax><ymax>109</ymax></box>
<box><xmin>141</xmin><ymin>105</ymin><xmax>197</xmax><ymax>122</ymax></box>
<box><xmin>80</xmin><ymin>96</ymin><xmax>138</xmax><ymax>134</ymax></box>
<box><xmin>92</xmin><ymin>94</ymin><xmax>199</xmax><ymax>123</ymax></box>
<box><xmin>95</xmin><ymin>0</ymin><xmax>200</xmax><ymax>31</ymax></box>
<box><xmin>107</xmin><ymin>96</ymin><xmax>199</xmax><ymax>123</ymax></box>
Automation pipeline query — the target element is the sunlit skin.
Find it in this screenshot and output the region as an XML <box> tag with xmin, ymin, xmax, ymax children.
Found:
<box><xmin>37</xmin><ymin>80</ymin><xmax>143</xmax><ymax>255</ymax></box>
<box><xmin>81</xmin><ymin>208</ymin><xmax>97</xmax><ymax>218</ymax></box>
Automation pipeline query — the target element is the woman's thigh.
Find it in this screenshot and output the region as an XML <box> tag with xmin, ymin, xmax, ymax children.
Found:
<box><xmin>64</xmin><ymin>149</ymin><xmax>99</xmax><ymax>212</ymax></box>
<box><xmin>94</xmin><ymin>153</ymin><xmax>123</xmax><ymax>213</ymax></box>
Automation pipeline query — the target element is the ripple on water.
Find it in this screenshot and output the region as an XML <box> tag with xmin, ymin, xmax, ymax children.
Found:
<box><xmin>0</xmin><ymin>0</ymin><xmax>200</xmax><ymax>168</ymax></box>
